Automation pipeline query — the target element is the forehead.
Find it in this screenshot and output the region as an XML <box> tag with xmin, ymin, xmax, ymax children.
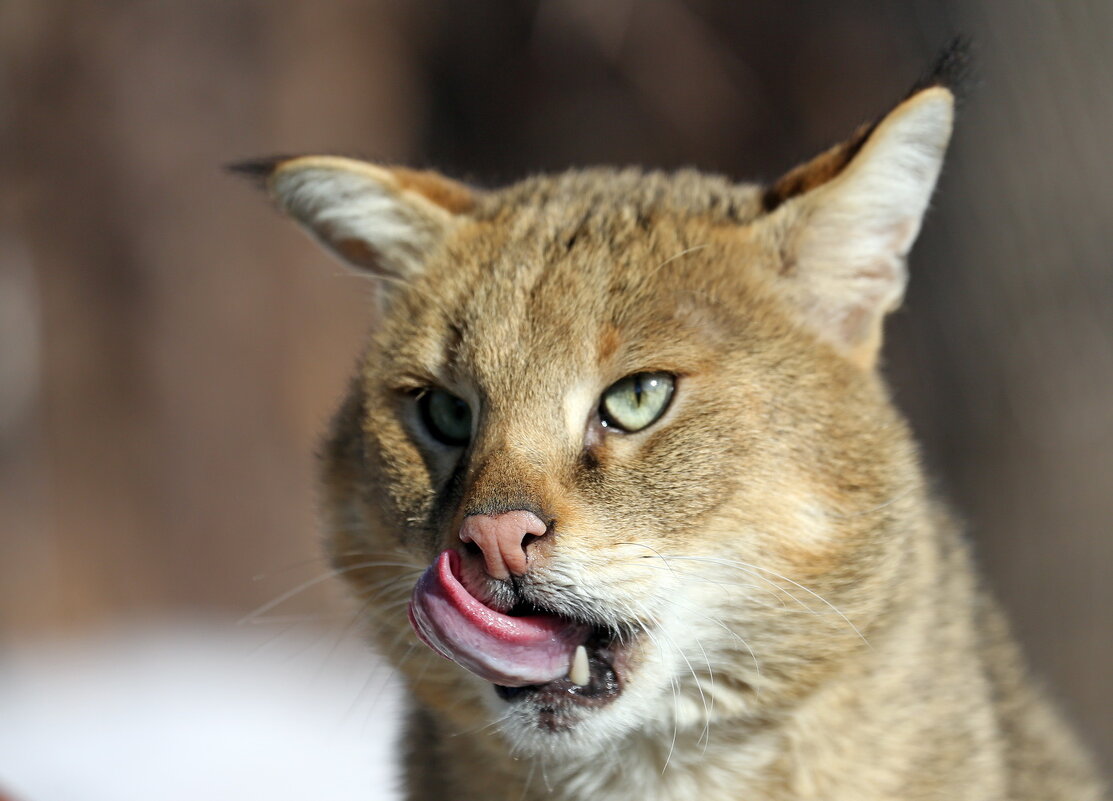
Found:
<box><xmin>379</xmin><ymin>170</ymin><xmax>766</xmax><ymax>389</ymax></box>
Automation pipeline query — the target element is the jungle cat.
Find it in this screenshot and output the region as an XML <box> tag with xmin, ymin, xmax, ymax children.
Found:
<box><xmin>234</xmin><ymin>50</ymin><xmax>1105</xmax><ymax>801</ymax></box>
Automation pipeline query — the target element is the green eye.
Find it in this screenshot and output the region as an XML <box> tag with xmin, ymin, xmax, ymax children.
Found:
<box><xmin>418</xmin><ymin>389</ymin><xmax>472</xmax><ymax>446</ymax></box>
<box><xmin>599</xmin><ymin>372</ymin><xmax>675</xmax><ymax>433</ymax></box>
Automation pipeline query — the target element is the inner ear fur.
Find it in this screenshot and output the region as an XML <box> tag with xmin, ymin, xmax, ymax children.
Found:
<box><xmin>230</xmin><ymin>155</ymin><xmax>478</xmax><ymax>280</ymax></box>
<box><xmin>761</xmin><ymin>85</ymin><xmax>955</xmax><ymax>369</ymax></box>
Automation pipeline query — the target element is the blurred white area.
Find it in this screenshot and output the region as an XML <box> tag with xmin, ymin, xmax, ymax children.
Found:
<box><xmin>0</xmin><ymin>621</ymin><xmax>403</xmax><ymax>801</ymax></box>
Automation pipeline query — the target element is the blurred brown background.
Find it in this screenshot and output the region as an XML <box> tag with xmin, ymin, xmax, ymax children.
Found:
<box><xmin>1</xmin><ymin>0</ymin><xmax>1109</xmax><ymax>771</ymax></box>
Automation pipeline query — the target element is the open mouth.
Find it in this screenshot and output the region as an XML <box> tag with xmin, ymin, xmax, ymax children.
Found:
<box><xmin>408</xmin><ymin>550</ymin><xmax>628</xmax><ymax>711</ymax></box>
<box><xmin>493</xmin><ymin>626</ymin><xmax>622</xmax><ymax>709</ymax></box>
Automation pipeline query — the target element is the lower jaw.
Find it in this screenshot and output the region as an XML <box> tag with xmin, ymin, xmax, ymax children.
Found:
<box><xmin>493</xmin><ymin>632</ymin><xmax>625</xmax><ymax>728</ymax></box>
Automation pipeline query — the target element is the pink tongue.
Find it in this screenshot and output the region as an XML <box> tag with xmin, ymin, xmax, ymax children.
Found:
<box><xmin>408</xmin><ymin>550</ymin><xmax>590</xmax><ymax>687</ymax></box>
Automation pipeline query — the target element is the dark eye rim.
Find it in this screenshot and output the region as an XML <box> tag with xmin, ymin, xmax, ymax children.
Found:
<box><xmin>416</xmin><ymin>388</ymin><xmax>472</xmax><ymax>447</ymax></box>
<box><xmin>598</xmin><ymin>371</ymin><xmax>677</xmax><ymax>433</ymax></box>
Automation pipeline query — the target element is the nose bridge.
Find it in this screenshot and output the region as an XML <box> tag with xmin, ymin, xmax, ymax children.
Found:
<box><xmin>463</xmin><ymin>438</ymin><xmax>549</xmax><ymax>520</ymax></box>
<box><xmin>455</xmin><ymin>434</ymin><xmax>556</xmax><ymax>579</ymax></box>
<box><xmin>450</xmin><ymin>390</ymin><xmax>577</xmax><ymax>578</ymax></box>
<box><xmin>463</xmin><ymin>385</ymin><xmax>566</xmax><ymax>506</ymax></box>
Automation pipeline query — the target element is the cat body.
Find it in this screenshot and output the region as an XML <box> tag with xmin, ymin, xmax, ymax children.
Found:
<box><xmin>237</xmin><ymin>52</ymin><xmax>1104</xmax><ymax>801</ymax></box>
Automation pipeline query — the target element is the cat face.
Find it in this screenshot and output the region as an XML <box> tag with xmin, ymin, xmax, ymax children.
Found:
<box><xmin>239</xmin><ymin>86</ymin><xmax>953</xmax><ymax>758</ymax></box>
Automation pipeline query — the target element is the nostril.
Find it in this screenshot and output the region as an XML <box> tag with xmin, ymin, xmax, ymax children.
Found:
<box><xmin>459</xmin><ymin>509</ymin><xmax>551</xmax><ymax>578</ymax></box>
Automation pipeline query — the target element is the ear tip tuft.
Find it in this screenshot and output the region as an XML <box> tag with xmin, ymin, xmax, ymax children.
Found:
<box><xmin>224</xmin><ymin>155</ymin><xmax>300</xmax><ymax>188</ymax></box>
<box><xmin>908</xmin><ymin>37</ymin><xmax>975</xmax><ymax>104</ymax></box>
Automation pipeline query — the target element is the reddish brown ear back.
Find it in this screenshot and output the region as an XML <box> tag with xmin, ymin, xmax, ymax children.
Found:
<box><xmin>761</xmin><ymin>121</ymin><xmax>876</xmax><ymax>214</ymax></box>
<box><xmin>230</xmin><ymin>155</ymin><xmax>477</xmax><ymax>280</ymax></box>
<box><xmin>762</xmin><ymin>39</ymin><xmax>970</xmax><ymax>216</ymax></box>
<box><xmin>388</xmin><ymin>167</ymin><xmax>477</xmax><ymax>215</ymax></box>
<box><xmin>762</xmin><ymin>84</ymin><xmax>955</xmax><ymax>368</ymax></box>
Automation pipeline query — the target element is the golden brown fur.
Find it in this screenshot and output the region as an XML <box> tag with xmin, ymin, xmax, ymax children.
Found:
<box><xmin>238</xmin><ymin>63</ymin><xmax>1105</xmax><ymax>801</ymax></box>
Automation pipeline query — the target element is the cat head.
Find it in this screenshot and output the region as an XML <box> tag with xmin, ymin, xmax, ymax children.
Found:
<box><xmin>236</xmin><ymin>58</ymin><xmax>956</xmax><ymax>762</ymax></box>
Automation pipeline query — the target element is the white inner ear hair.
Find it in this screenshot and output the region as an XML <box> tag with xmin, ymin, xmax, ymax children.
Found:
<box><xmin>273</xmin><ymin>165</ymin><xmax>446</xmax><ymax>278</ymax></box>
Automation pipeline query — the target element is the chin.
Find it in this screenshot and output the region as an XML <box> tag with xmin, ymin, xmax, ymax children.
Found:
<box><xmin>480</xmin><ymin>652</ymin><xmax>675</xmax><ymax>760</ymax></box>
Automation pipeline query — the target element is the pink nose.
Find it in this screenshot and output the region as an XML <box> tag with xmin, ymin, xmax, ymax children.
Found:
<box><xmin>459</xmin><ymin>510</ymin><xmax>548</xmax><ymax>579</ymax></box>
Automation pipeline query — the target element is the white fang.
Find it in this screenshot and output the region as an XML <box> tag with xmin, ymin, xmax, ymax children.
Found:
<box><xmin>570</xmin><ymin>644</ymin><xmax>590</xmax><ymax>686</ymax></box>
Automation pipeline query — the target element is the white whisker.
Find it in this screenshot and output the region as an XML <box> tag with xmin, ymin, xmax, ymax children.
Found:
<box><xmin>239</xmin><ymin>559</ymin><xmax>421</xmax><ymax>625</ymax></box>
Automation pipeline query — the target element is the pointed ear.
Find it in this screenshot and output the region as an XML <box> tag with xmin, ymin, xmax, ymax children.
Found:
<box><xmin>230</xmin><ymin>155</ymin><xmax>477</xmax><ymax>280</ymax></box>
<box><xmin>762</xmin><ymin>84</ymin><xmax>955</xmax><ymax>368</ymax></box>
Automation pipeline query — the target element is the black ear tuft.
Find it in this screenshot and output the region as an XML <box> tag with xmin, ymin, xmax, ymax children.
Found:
<box><xmin>224</xmin><ymin>155</ymin><xmax>298</xmax><ymax>188</ymax></box>
<box><xmin>908</xmin><ymin>37</ymin><xmax>975</xmax><ymax>103</ymax></box>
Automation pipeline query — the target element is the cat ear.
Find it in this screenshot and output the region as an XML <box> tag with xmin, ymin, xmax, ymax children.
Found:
<box><xmin>230</xmin><ymin>155</ymin><xmax>477</xmax><ymax>280</ymax></box>
<box><xmin>761</xmin><ymin>83</ymin><xmax>955</xmax><ymax>368</ymax></box>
